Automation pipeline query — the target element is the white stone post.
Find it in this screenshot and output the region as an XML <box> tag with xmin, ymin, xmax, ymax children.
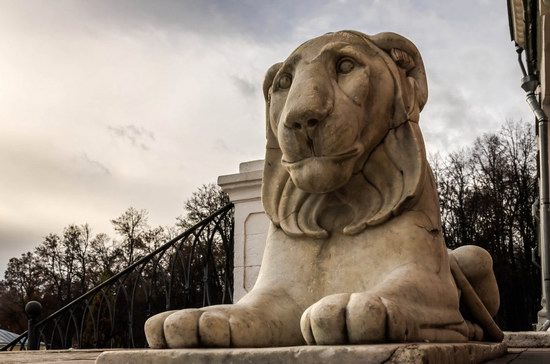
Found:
<box><xmin>218</xmin><ymin>160</ymin><xmax>269</xmax><ymax>302</ymax></box>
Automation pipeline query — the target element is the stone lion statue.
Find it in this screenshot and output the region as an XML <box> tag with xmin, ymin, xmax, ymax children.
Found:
<box><xmin>145</xmin><ymin>30</ymin><xmax>503</xmax><ymax>348</ymax></box>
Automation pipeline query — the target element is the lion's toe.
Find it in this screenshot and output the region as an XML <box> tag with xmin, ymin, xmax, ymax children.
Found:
<box><xmin>304</xmin><ymin>293</ymin><xmax>350</xmax><ymax>345</ymax></box>
<box><xmin>300</xmin><ymin>306</ymin><xmax>315</xmax><ymax>345</ymax></box>
<box><xmin>163</xmin><ymin>309</ymin><xmax>203</xmax><ymax>348</ymax></box>
<box><xmin>144</xmin><ymin>310</ymin><xmax>177</xmax><ymax>349</ymax></box>
<box><xmin>346</xmin><ymin>293</ymin><xmax>387</xmax><ymax>343</ymax></box>
<box><xmin>198</xmin><ymin>310</ymin><xmax>231</xmax><ymax>347</ymax></box>
<box><xmin>301</xmin><ymin>292</ymin><xmax>390</xmax><ymax>345</ymax></box>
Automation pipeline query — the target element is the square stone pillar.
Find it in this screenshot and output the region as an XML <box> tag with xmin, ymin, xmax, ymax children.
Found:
<box><xmin>218</xmin><ymin>160</ymin><xmax>269</xmax><ymax>302</ymax></box>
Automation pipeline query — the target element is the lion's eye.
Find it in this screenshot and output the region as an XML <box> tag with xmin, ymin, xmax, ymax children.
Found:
<box><xmin>278</xmin><ymin>74</ymin><xmax>292</xmax><ymax>89</ymax></box>
<box><xmin>337</xmin><ymin>58</ymin><xmax>355</xmax><ymax>74</ymax></box>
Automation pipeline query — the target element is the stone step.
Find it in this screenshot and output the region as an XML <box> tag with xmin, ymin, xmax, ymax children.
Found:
<box><xmin>0</xmin><ymin>349</ymin><xmax>107</xmax><ymax>363</ymax></box>
<box><xmin>4</xmin><ymin>342</ymin><xmax>550</xmax><ymax>364</ymax></box>
<box><xmin>96</xmin><ymin>343</ymin><xmax>506</xmax><ymax>364</ymax></box>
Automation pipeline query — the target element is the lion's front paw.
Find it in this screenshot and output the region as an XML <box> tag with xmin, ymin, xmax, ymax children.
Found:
<box><xmin>145</xmin><ymin>307</ymin><xmax>234</xmax><ymax>348</ymax></box>
<box><xmin>145</xmin><ymin>303</ymin><xmax>303</xmax><ymax>348</ymax></box>
<box><xmin>300</xmin><ymin>292</ymin><xmax>388</xmax><ymax>345</ymax></box>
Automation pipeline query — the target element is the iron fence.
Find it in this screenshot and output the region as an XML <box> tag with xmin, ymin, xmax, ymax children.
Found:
<box><xmin>1</xmin><ymin>203</ymin><xmax>234</xmax><ymax>350</ymax></box>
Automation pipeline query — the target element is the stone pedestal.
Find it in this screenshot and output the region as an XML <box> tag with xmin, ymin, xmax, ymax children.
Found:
<box><xmin>217</xmin><ymin>160</ymin><xmax>268</xmax><ymax>302</ymax></box>
<box><xmin>96</xmin><ymin>342</ymin><xmax>506</xmax><ymax>364</ymax></box>
<box><xmin>504</xmin><ymin>331</ymin><xmax>550</xmax><ymax>347</ymax></box>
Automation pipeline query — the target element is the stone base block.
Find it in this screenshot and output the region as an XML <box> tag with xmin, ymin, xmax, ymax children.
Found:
<box><xmin>504</xmin><ymin>331</ymin><xmax>550</xmax><ymax>347</ymax></box>
<box><xmin>96</xmin><ymin>342</ymin><xmax>506</xmax><ymax>364</ymax></box>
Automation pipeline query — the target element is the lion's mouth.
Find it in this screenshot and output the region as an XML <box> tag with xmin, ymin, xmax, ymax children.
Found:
<box><xmin>281</xmin><ymin>146</ymin><xmax>362</xmax><ymax>168</ymax></box>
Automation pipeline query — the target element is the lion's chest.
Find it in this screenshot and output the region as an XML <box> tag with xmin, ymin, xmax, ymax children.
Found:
<box><xmin>261</xmin><ymin>214</ymin><xmax>446</xmax><ymax>297</ymax></box>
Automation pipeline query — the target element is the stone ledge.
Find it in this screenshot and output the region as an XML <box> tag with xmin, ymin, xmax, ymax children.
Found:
<box><xmin>0</xmin><ymin>349</ymin><xmax>109</xmax><ymax>363</ymax></box>
<box><xmin>504</xmin><ymin>331</ymin><xmax>550</xmax><ymax>348</ymax></box>
<box><xmin>96</xmin><ymin>342</ymin><xmax>506</xmax><ymax>364</ymax></box>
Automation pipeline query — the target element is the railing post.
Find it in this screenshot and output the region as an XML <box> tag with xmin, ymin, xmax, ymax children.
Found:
<box><xmin>25</xmin><ymin>301</ymin><xmax>42</xmax><ymax>350</ymax></box>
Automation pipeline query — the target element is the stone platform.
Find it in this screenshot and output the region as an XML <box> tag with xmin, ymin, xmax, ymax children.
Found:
<box><xmin>504</xmin><ymin>331</ymin><xmax>550</xmax><ymax>347</ymax></box>
<box><xmin>96</xmin><ymin>342</ymin><xmax>506</xmax><ymax>364</ymax></box>
<box><xmin>0</xmin><ymin>349</ymin><xmax>109</xmax><ymax>363</ymax></box>
<box><xmin>6</xmin><ymin>343</ymin><xmax>550</xmax><ymax>363</ymax></box>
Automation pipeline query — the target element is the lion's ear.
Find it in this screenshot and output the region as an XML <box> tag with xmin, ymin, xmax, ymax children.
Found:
<box><xmin>262</xmin><ymin>63</ymin><xmax>282</xmax><ymax>149</ymax></box>
<box><xmin>370</xmin><ymin>32</ymin><xmax>428</xmax><ymax>124</ymax></box>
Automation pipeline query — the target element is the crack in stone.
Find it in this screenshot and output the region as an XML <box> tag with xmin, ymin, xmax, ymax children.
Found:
<box><xmin>382</xmin><ymin>345</ymin><xmax>425</xmax><ymax>364</ymax></box>
<box><xmin>380</xmin><ymin>346</ymin><xmax>400</xmax><ymax>364</ymax></box>
<box><xmin>504</xmin><ymin>348</ymin><xmax>527</xmax><ymax>364</ymax></box>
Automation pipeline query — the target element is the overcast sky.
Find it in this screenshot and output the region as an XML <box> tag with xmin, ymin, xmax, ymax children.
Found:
<box><xmin>0</xmin><ymin>0</ymin><xmax>532</xmax><ymax>275</ymax></box>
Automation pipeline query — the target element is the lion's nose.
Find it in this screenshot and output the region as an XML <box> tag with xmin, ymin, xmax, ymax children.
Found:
<box><xmin>284</xmin><ymin>104</ymin><xmax>330</xmax><ymax>132</ymax></box>
<box><xmin>289</xmin><ymin>118</ymin><xmax>319</xmax><ymax>131</ymax></box>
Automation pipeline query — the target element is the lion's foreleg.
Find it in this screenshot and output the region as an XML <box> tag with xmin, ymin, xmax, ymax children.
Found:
<box><xmin>300</xmin><ymin>263</ymin><xmax>469</xmax><ymax>345</ymax></box>
<box><xmin>145</xmin><ymin>287</ymin><xmax>305</xmax><ymax>348</ymax></box>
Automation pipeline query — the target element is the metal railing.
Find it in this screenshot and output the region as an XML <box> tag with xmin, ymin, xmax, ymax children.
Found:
<box><xmin>0</xmin><ymin>204</ymin><xmax>234</xmax><ymax>351</ymax></box>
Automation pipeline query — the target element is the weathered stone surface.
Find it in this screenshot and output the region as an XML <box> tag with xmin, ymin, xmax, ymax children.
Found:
<box><xmin>146</xmin><ymin>30</ymin><xmax>503</xmax><ymax>349</ymax></box>
<box><xmin>487</xmin><ymin>348</ymin><xmax>550</xmax><ymax>363</ymax></box>
<box><xmin>96</xmin><ymin>343</ymin><xmax>506</xmax><ymax>364</ymax></box>
<box><xmin>504</xmin><ymin>331</ymin><xmax>550</xmax><ymax>347</ymax></box>
<box><xmin>0</xmin><ymin>349</ymin><xmax>107</xmax><ymax>363</ymax></box>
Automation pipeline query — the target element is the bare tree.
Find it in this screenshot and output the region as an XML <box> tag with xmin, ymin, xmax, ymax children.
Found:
<box><xmin>111</xmin><ymin>207</ymin><xmax>150</xmax><ymax>265</ymax></box>
<box><xmin>436</xmin><ymin>120</ymin><xmax>539</xmax><ymax>330</ymax></box>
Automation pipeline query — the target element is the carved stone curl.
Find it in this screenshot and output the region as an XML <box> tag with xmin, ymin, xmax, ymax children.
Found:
<box><xmin>145</xmin><ymin>30</ymin><xmax>503</xmax><ymax>348</ymax></box>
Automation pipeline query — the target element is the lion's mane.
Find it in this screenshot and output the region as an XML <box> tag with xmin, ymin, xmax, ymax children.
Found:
<box><xmin>262</xmin><ymin>31</ymin><xmax>431</xmax><ymax>238</ymax></box>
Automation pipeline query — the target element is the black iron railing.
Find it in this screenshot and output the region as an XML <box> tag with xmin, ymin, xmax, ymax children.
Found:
<box><xmin>1</xmin><ymin>203</ymin><xmax>234</xmax><ymax>351</ymax></box>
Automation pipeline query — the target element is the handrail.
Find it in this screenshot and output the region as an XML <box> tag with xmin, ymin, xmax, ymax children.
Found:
<box><xmin>0</xmin><ymin>203</ymin><xmax>234</xmax><ymax>351</ymax></box>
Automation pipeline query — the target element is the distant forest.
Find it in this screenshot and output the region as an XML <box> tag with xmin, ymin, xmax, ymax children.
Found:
<box><xmin>0</xmin><ymin>184</ymin><xmax>230</xmax><ymax>335</ymax></box>
<box><xmin>0</xmin><ymin>120</ymin><xmax>542</xmax><ymax>335</ymax></box>
<box><xmin>432</xmin><ymin>120</ymin><xmax>540</xmax><ymax>331</ymax></box>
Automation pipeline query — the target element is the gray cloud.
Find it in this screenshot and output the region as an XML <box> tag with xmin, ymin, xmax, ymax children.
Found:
<box><xmin>214</xmin><ymin>139</ymin><xmax>231</xmax><ymax>153</ymax></box>
<box><xmin>3</xmin><ymin>0</ymin><xmax>306</xmax><ymax>42</ymax></box>
<box><xmin>231</xmin><ymin>76</ymin><xmax>258</xmax><ymax>97</ymax></box>
<box><xmin>79</xmin><ymin>153</ymin><xmax>111</xmax><ymax>176</ymax></box>
<box><xmin>78</xmin><ymin>0</ymin><xmax>313</xmax><ymax>40</ymax></box>
<box><xmin>108</xmin><ymin>124</ymin><xmax>155</xmax><ymax>150</ymax></box>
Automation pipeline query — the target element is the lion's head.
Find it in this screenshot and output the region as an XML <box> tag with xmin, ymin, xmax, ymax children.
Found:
<box><xmin>262</xmin><ymin>30</ymin><xmax>430</xmax><ymax>238</ymax></box>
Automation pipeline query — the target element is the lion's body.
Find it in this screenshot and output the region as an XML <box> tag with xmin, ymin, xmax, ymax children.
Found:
<box><xmin>145</xmin><ymin>30</ymin><xmax>503</xmax><ymax>349</ymax></box>
<box><xmin>257</xmin><ymin>169</ymin><xmax>448</xmax><ymax>300</ymax></box>
<box><xmin>250</xmin><ymin>161</ymin><xmax>469</xmax><ymax>344</ymax></box>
